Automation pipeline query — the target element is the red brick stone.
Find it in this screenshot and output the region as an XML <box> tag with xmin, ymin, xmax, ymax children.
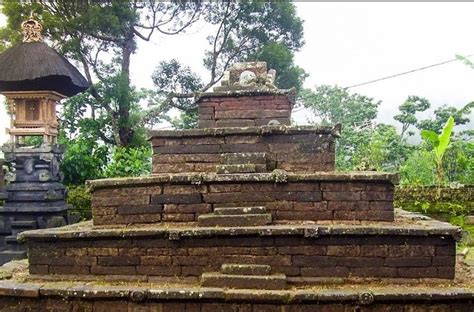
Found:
<box><xmin>162</xmin><ymin>213</ymin><xmax>195</xmax><ymax>222</ymax></box>
<box><xmin>209</xmin><ymin>184</ymin><xmax>242</xmax><ymax>193</ymax></box>
<box><xmin>140</xmin><ymin>256</ymin><xmax>172</xmax><ymax>266</ymax></box>
<box><xmin>300</xmin><ymin>267</ymin><xmax>349</xmax><ymax>277</ymax></box>
<box><xmin>98</xmin><ymin>256</ymin><xmax>139</xmax><ymax>266</ymax></box>
<box><xmin>360</xmin><ymin>245</ymin><xmax>389</xmax><ymax>257</ymax></box>
<box><xmin>164</xmin><ymin>203</ymin><xmax>211</xmax><ymax>213</ymax></box>
<box><xmin>320</xmin><ymin>182</ymin><xmax>366</xmax><ymax>192</ymax></box>
<box><xmin>90</xmin><ymin>266</ymin><xmax>136</xmax><ymax>275</ymax></box>
<box><xmin>92</xmin><ymin>195</ymin><xmax>150</xmax><ymax>207</ymax></box>
<box><xmin>327</xmin><ymin>245</ymin><xmax>360</xmax><ymax>257</ymax></box>
<box><xmin>385</xmin><ymin>257</ymin><xmax>432</xmax><ymax>267</ymax></box>
<box><xmin>328</xmin><ymin>201</ymin><xmax>370</xmax><ymax>211</ymax></box>
<box><xmin>137</xmin><ymin>266</ymin><xmax>181</xmax><ymax>276</ymax></box>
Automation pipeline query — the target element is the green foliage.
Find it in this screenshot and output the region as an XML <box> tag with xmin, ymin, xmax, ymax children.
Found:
<box><xmin>301</xmin><ymin>85</ymin><xmax>393</xmax><ymax>171</ymax></box>
<box><xmin>252</xmin><ymin>42</ymin><xmax>307</xmax><ymax>92</ymax></box>
<box><xmin>60</xmin><ymin>136</ymin><xmax>108</xmax><ymax>186</ymax></box>
<box><xmin>394</xmin><ymin>96</ymin><xmax>430</xmax><ymax>137</ymax></box>
<box><xmin>103</xmin><ymin>146</ymin><xmax>152</xmax><ymax>178</ymax></box>
<box><xmin>151</xmin><ymin>1</ymin><xmax>306</xmax><ymax>128</ymax></box>
<box><xmin>443</xmin><ymin>138</ymin><xmax>474</xmax><ymax>185</ymax></box>
<box><xmin>352</xmin><ymin>124</ymin><xmax>411</xmax><ymax>172</ymax></box>
<box><xmin>399</xmin><ymin>147</ymin><xmax>436</xmax><ymax>186</ymax></box>
<box><xmin>67</xmin><ymin>185</ymin><xmax>91</xmax><ymax>216</ymax></box>
<box><xmin>23</xmin><ymin>136</ymin><xmax>44</xmax><ymax>148</ymax></box>
<box><xmin>417</xmin><ymin>104</ymin><xmax>471</xmax><ymax>133</ymax></box>
<box><xmin>301</xmin><ymin>85</ymin><xmax>379</xmax><ymax>127</ymax></box>
<box><xmin>421</xmin><ymin>116</ymin><xmax>455</xmax><ymax>185</ymax></box>
<box><xmin>150</xmin><ymin>59</ymin><xmax>204</xmax><ymax>129</ymax></box>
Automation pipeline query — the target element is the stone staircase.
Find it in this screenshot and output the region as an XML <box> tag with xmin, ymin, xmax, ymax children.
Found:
<box><xmin>201</xmin><ymin>263</ymin><xmax>287</xmax><ymax>290</ymax></box>
<box><xmin>216</xmin><ymin>152</ymin><xmax>269</xmax><ymax>174</ymax></box>
<box><xmin>198</xmin><ymin>206</ymin><xmax>272</xmax><ymax>227</ymax></box>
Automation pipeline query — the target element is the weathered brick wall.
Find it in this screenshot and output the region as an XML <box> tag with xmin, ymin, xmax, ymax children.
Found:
<box><xmin>151</xmin><ymin>130</ymin><xmax>336</xmax><ymax>174</ymax></box>
<box><xmin>27</xmin><ymin>234</ymin><xmax>455</xmax><ymax>280</ymax></box>
<box><xmin>197</xmin><ymin>94</ymin><xmax>292</xmax><ymax>128</ymax></box>
<box><xmin>1</xmin><ymin>297</ymin><xmax>472</xmax><ymax>312</ymax></box>
<box><xmin>91</xmin><ymin>181</ymin><xmax>394</xmax><ymax>225</ymax></box>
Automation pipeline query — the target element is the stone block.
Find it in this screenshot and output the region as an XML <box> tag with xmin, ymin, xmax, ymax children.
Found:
<box><xmin>221</xmin><ymin>264</ymin><xmax>271</xmax><ymax>276</ymax></box>
<box><xmin>215</xmin><ymin>120</ymin><xmax>255</xmax><ymax>127</ymax></box>
<box><xmin>216</xmin><ymin>164</ymin><xmax>257</xmax><ymax>174</ymax></box>
<box><xmin>322</xmin><ymin>191</ymin><xmax>361</xmax><ymax>201</ymax></box>
<box><xmin>222</xmin><ymin>152</ymin><xmax>267</xmax><ymax>164</ymax></box>
<box><xmin>200</xmin><ymin>272</ymin><xmax>287</xmax><ymax>290</ymax></box>
<box><xmin>214</xmin><ymin>206</ymin><xmax>267</xmax><ymax>215</ymax></box>
<box><xmin>117</xmin><ymin>204</ymin><xmax>162</xmax><ymax>215</ymax></box>
<box><xmin>150</xmin><ymin>194</ymin><xmax>202</xmax><ymax>204</ymax></box>
<box><xmin>198</xmin><ymin>213</ymin><xmax>272</xmax><ymax>227</ymax></box>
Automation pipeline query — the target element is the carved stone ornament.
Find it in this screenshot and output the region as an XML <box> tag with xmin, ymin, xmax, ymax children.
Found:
<box><xmin>21</xmin><ymin>18</ymin><xmax>43</xmax><ymax>43</ymax></box>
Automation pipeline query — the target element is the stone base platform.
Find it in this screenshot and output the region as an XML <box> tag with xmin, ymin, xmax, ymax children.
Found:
<box><xmin>0</xmin><ymin>260</ymin><xmax>472</xmax><ymax>312</ymax></box>
<box><xmin>19</xmin><ymin>210</ymin><xmax>461</xmax><ymax>281</ymax></box>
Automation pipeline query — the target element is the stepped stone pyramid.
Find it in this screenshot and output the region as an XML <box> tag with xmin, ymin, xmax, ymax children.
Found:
<box><xmin>0</xmin><ymin>62</ymin><xmax>472</xmax><ymax>310</ymax></box>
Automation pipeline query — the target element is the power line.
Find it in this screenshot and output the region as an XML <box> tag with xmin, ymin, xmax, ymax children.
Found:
<box><xmin>345</xmin><ymin>54</ymin><xmax>474</xmax><ymax>89</ymax></box>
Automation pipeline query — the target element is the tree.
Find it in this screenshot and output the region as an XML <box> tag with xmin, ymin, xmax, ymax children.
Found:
<box><xmin>300</xmin><ymin>85</ymin><xmax>383</xmax><ymax>170</ymax></box>
<box><xmin>394</xmin><ymin>95</ymin><xmax>430</xmax><ymax>137</ymax></box>
<box><xmin>353</xmin><ymin>124</ymin><xmax>411</xmax><ymax>172</ymax></box>
<box><xmin>417</xmin><ymin>103</ymin><xmax>472</xmax><ymax>133</ymax></box>
<box><xmin>1</xmin><ymin>1</ymin><xmax>203</xmax><ymax>146</ymax></box>
<box><xmin>1</xmin><ymin>1</ymin><xmax>305</xmax><ymax>145</ymax></box>
<box><xmin>146</xmin><ymin>1</ymin><xmax>306</xmax><ymax>127</ymax></box>
<box><xmin>300</xmin><ymin>85</ymin><xmax>379</xmax><ymax>127</ymax></box>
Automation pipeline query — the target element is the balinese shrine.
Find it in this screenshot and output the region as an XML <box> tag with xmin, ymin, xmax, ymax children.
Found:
<box><xmin>0</xmin><ymin>19</ymin><xmax>471</xmax><ymax>312</ymax></box>
<box><xmin>0</xmin><ymin>18</ymin><xmax>88</xmax><ymax>264</ymax></box>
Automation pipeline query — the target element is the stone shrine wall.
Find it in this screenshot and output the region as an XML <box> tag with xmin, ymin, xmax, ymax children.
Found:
<box><xmin>150</xmin><ymin>126</ymin><xmax>337</xmax><ymax>174</ymax></box>
<box><xmin>27</xmin><ymin>231</ymin><xmax>455</xmax><ymax>280</ymax></box>
<box><xmin>197</xmin><ymin>93</ymin><xmax>294</xmax><ymax>128</ymax></box>
<box><xmin>89</xmin><ymin>174</ymin><xmax>395</xmax><ymax>225</ymax></box>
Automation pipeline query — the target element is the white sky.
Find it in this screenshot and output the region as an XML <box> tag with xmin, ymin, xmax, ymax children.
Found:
<box><xmin>0</xmin><ymin>2</ymin><xmax>473</xmax><ymax>145</ymax></box>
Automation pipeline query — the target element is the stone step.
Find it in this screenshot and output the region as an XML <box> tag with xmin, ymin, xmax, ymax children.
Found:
<box><xmin>221</xmin><ymin>263</ymin><xmax>271</xmax><ymax>276</ymax></box>
<box><xmin>198</xmin><ymin>213</ymin><xmax>272</xmax><ymax>227</ymax></box>
<box><xmin>0</xmin><ymin>250</ymin><xmax>26</xmax><ymax>265</ymax></box>
<box><xmin>201</xmin><ymin>272</ymin><xmax>287</xmax><ymax>290</ymax></box>
<box><xmin>4</xmin><ymin>236</ymin><xmax>19</xmax><ymax>245</ymax></box>
<box><xmin>4</xmin><ymin>236</ymin><xmax>24</xmax><ymax>251</ymax></box>
<box><xmin>216</xmin><ymin>164</ymin><xmax>257</xmax><ymax>174</ymax></box>
<box><xmin>214</xmin><ymin>206</ymin><xmax>267</xmax><ymax>215</ymax></box>
<box><xmin>11</xmin><ymin>220</ymin><xmax>37</xmax><ymax>229</ymax></box>
<box><xmin>222</xmin><ymin>152</ymin><xmax>267</xmax><ymax>165</ymax></box>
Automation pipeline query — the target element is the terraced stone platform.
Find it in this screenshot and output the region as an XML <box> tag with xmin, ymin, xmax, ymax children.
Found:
<box><xmin>88</xmin><ymin>171</ymin><xmax>397</xmax><ymax>225</ymax></box>
<box><xmin>2</xmin><ymin>61</ymin><xmax>472</xmax><ymax>310</ymax></box>
<box><xmin>19</xmin><ymin>209</ymin><xmax>461</xmax><ymax>281</ymax></box>
<box><xmin>0</xmin><ymin>258</ymin><xmax>472</xmax><ymax>311</ymax></box>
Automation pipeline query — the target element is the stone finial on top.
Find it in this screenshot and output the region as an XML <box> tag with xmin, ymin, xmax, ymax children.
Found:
<box><xmin>21</xmin><ymin>18</ymin><xmax>43</xmax><ymax>43</ymax></box>
<box><xmin>214</xmin><ymin>62</ymin><xmax>277</xmax><ymax>92</ymax></box>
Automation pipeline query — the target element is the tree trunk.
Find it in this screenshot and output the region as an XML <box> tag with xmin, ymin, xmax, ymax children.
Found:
<box><xmin>117</xmin><ymin>37</ymin><xmax>134</xmax><ymax>147</ymax></box>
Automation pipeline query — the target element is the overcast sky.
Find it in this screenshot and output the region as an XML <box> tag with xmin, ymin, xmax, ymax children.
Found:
<box><xmin>1</xmin><ymin>2</ymin><xmax>473</xmax><ymax>145</ymax></box>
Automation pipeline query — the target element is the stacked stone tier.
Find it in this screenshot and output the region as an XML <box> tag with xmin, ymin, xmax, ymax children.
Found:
<box><xmin>150</xmin><ymin>125</ymin><xmax>339</xmax><ymax>174</ymax></box>
<box><xmin>88</xmin><ymin>172</ymin><xmax>397</xmax><ymax>225</ymax></box>
<box><xmin>196</xmin><ymin>89</ymin><xmax>295</xmax><ymax>128</ymax></box>
<box><xmin>20</xmin><ymin>209</ymin><xmax>460</xmax><ymax>281</ymax></box>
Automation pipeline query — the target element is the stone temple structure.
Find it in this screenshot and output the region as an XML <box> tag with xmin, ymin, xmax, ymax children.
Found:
<box><xmin>0</xmin><ymin>18</ymin><xmax>89</xmax><ymax>264</ymax></box>
<box><xmin>0</xmin><ymin>62</ymin><xmax>471</xmax><ymax>310</ymax></box>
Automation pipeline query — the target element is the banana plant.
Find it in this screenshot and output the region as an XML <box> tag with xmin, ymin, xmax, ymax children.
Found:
<box><xmin>421</xmin><ymin>116</ymin><xmax>455</xmax><ymax>186</ymax></box>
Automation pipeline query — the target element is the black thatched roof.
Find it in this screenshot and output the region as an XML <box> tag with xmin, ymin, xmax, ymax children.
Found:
<box><xmin>0</xmin><ymin>42</ymin><xmax>89</xmax><ymax>97</ymax></box>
